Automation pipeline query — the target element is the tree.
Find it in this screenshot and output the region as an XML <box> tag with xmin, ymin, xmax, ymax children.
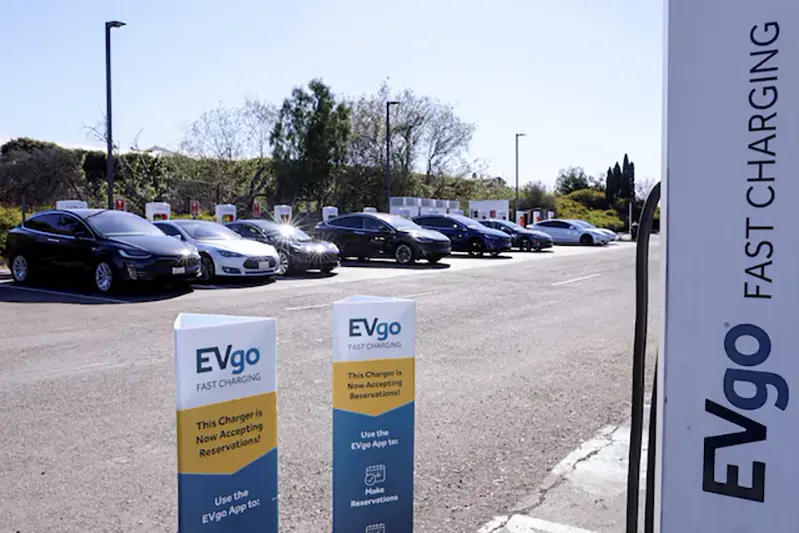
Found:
<box><xmin>0</xmin><ymin>145</ymin><xmax>86</xmax><ymax>205</ymax></box>
<box><xmin>555</xmin><ymin>167</ymin><xmax>591</xmax><ymax>195</ymax></box>
<box><xmin>620</xmin><ymin>153</ymin><xmax>635</xmax><ymax>199</ymax></box>
<box><xmin>635</xmin><ymin>176</ymin><xmax>658</xmax><ymax>201</ymax></box>
<box><xmin>605</xmin><ymin>165</ymin><xmax>616</xmax><ymax>205</ymax></box>
<box><xmin>612</xmin><ymin>162</ymin><xmax>623</xmax><ymax>198</ymax></box>
<box><xmin>269</xmin><ymin>78</ymin><xmax>352</xmax><ymax>209</ymax></box>
<box><xmin>519</xmin><ymin>181</ymin><xmax>556</xmax><ymax>211</ymax></box>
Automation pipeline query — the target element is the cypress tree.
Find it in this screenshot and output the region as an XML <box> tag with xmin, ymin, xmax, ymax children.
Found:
<box><xmin>605</xmin><ymin>166</ymin><xmax>615</xmax><ymax>205</ymax></box>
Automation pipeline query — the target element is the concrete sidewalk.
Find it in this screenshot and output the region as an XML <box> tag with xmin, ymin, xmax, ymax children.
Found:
<box><xmin>478</xmin><ymin>408</ymin><xmax>651</xmax><ymax>533</ymax></box>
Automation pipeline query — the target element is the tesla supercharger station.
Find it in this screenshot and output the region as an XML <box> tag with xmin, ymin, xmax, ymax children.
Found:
<box><xmin>449</xmin><ymin>208</ymin><xmax>464</xmax><ymax>216</ymax></box>
<box><xmin>215</xmin><ymin>204</ymin><xmax>236</xmax><ymax>224</ymax></box>
<box><xmin>658</xmin><ymin>2</ymin><xmax>797</xmax><ymax>531</ymax></box>
<box><xmin>516</xmin><ymin>211</ymin><xmax>525</xmax><ymax>226</ymax></box>
<box><xmin>547</xmin><ymin>210</ymin><xmax>554</xmax><ymax>220</ymax></box>
<box><xmin>56</xmin><ymin>200</ymin><xmax>88</xmax><ymax>210</ymax></box>
<box><xmin>322</xmin><ymin>206</ymin><xmax>339</xmax><ymax>221</ymax></box>
<box><xmin>532</xmin><ymin>210</ymin><xmax>541</xmax><ymax>223</ymax></box>
<box><xmin>145</xmin><ymin>202</ymin><xmax>170</xmax><ymax>222</ymax></box>
<box><xmin>394</xmin><ymin>207</ymin><xmax>411</xmax><ymax>218</ymax></box>
<box><xmin>274</xmin><ymin>205</ymin><xmax>292</xmax><ymax>224</ymax></box>
<box><xmin>496</xmin><ymin>210</ymin><xmax>508</xmax><ymax>221</ymax></box>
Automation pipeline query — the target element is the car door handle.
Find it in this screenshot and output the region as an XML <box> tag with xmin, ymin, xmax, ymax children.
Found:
<box><xmin>354</xmin><ymin>231</ymin><xmax>365</xmax><ymax>235</ymax></box>
<box><xmin>47</xmin><ymin>238</ymin><xmax>61</xmax><ymax>243</ymax></box>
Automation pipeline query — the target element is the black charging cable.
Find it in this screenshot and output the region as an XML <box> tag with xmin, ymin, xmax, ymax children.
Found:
<box><xmin>624</xmin><ymin>182</ymin><xmax>661</xmax><ymax>533</ymax></box>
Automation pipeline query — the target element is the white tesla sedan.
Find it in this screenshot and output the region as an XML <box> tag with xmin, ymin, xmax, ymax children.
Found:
<box><xmin>528</xmin><ymin>219</ymin><xmax>610</xmax><ymax>245</ymax></box>
<box><xmin>154</xmin><ymin>220</ymin><xmax>280</xmax><ymax>281</ymax></box>
<box><xmin>567</xmin><ymin>219</ymin><xmax>618</xmax><ymax>242</ymax></box>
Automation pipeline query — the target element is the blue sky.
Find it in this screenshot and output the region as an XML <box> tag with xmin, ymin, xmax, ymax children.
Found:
<box><xmin>0</xmin><ymin>0</ymin><xmax>663</xmax><ymax>189</ymax></box>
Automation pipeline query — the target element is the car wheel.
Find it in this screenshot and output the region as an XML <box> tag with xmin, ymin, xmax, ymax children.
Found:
<box><xmin>277</xmin><ymin>251</ymin><xmax>291</xmax><ymax>275</ymax></box>
<box><xmin>394</xmin><ymin>243</ymin><xmax>415</xmax><ymax>265</ymax></box>
<box><xmin>9</xmin><ymin>254</ymin><xmax>31</xmax><ymax>284</ymax></box>
<box><xmin>200</xmin><ymin>254</ymin><xmax>215</xmax><ymax>282</ymax></box>
<box><xmin>579</xmin><ymin>233</ymin><xmax>594</xmax><ymax>246</ymax></box>
<box><xmin>521</xmin><ymin>238</ymin><xmax>533</xmax><ymax>252</ymax></box>
<box><xmin>468</xmin><ymin>239</ymin><xmax>485</xmax><ymax>257</ymax></box>
<box><xmin>94</xmin><ymin>262</ymin><xmax>115</xmax><ymax>293</ymax></box>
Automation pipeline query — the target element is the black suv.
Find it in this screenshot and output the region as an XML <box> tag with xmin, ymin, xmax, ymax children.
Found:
<box><xmin>313</xmin><ymin>212</ymin><xmax>451</xmax><ymax>265</ymax></box>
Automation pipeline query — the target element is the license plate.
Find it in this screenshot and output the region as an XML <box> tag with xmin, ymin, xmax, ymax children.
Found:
<box><xmin>258</xmin><ymin>261</ymin><xmax>270</xmax><ymax>270</ymax></box>
<box><xmin>172</xmin><ymin>267</ymin><xmax>185</xmax><ymax>274</ymax></box>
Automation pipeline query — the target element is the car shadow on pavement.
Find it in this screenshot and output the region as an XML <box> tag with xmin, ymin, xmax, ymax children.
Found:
<box><xmin>447</xmin><ymin>253</ymin><xmax>514</xmax><ymax>259</ymax></box>
<box><xmin>191</xmin><ymin>277</ymin><xmax>277</xmax><ymax>290</ymax></box>
<box><xmin>340</xmin><ymin>259</ymin><xmax>450</xmax><ymax>270</ymax></box>
<box><xmin>274</xmin><ymin>271</ymin><xmax>338</xmax><ymax>281</ymax></box>
<box><xmin>0</xmin><ymin>280</ymin><xmax>190</xmax><ymax>304</ymax></box>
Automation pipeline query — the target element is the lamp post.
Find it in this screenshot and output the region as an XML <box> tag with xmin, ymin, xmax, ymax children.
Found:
<box><xmin>515</xmin><ymin>132</ymin><xmax>526</xmax><ymax>218</ymax></box>
<box><xmin>105</xmin><ymin>20</ymin><xmax>126</xmax><ymax>210</ymax></box>
<box><xmin>386</xmin><ymin>100</ymin><xmax>400</xmax><ymax>211</ymax></box>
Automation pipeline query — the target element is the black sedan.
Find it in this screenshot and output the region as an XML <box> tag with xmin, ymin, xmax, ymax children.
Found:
<box><xmin>479</xmin><ymin>218</ymin><xmax>554</xmax><ymax>251</ymax></box>
<box><xmin>313</xmin><ymin>212</ymin><xmax>451</xmax><ymax>265</ymax></box>
<box><xmin>4</xmin><ymin>209</ymin><xmax>202</xmax><ymax>293</ymax></box>
<box><xmin>226</xmin><ymin>219</ymin><xmax>340</xmax><ymax>275</ymax></box>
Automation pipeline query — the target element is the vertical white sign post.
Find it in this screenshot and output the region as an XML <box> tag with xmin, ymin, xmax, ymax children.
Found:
<box><xmin>174</xmin><ymin>314</ymin><xmax>278</xmax><ymax>533</ymax></box>
<box><xmin>332</xmin><ymin>296</ymin><xmax>416</xmax><ymax>533</ymax></box>
<box><xmin>660</xmin><ymin>2</ymin><xmax>798</xmax><ymax>531</ymax></box>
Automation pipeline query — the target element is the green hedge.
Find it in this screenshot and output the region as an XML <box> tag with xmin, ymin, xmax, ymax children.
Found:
<box><xmin>555</xmin><ymin>197</ymin><xmax>625</xmax><ymax>231</ymax></box>
<box><xmin>0</xmin><ymin>205</ymin><xmax>23</xmax><ymax>261</ymax></box>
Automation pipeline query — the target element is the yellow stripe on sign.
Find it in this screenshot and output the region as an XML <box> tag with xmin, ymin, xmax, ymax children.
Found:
<box><xmin>333</xmin><ymin>357</ymin><xmax>414</xmax><ymax>416</ymax></box>
<box><xmin>177</xmin><ymin>392</ymin><xmax>277</xmax><ymax>475</ymax></box>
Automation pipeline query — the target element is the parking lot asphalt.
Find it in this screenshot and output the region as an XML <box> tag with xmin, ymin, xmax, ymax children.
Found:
<box><xmin>0</xmin><ymin>241</ymin><xmax>661</xmax><ymax>533</ymax></box>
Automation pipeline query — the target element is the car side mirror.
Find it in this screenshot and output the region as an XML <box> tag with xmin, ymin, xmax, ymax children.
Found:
<box><xmin>170</xmin><ymin>234</ymin><xmax>183</xmax><ymax>240</ymax></box>
<box><xmin>75</xmin><ymin>230</ymin><xmax>91</xmax><ymax>239</ymax></box>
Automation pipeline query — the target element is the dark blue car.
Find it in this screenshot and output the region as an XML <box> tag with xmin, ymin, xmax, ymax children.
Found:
<box><xmin>412</xmin><ymin>214</ymin><xmax>512</xmax><ymax>257</ymax></box>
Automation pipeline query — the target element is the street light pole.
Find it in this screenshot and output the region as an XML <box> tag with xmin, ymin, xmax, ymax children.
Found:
<box><xmin>514</xmin><ymin>133</ymin><xmax>526</xmax><ymax>219</ymax></box>
<box><xmin>105</xmin><ymin>20</ymin><xmax>126</xmax><ymax>210</ymax></box>
<box><xmin>386</xmin><ymin>100</ymin><xmax>400</xmax><ymax>211</ymax></box>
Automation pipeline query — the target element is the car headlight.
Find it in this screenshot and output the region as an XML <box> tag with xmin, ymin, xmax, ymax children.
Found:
<box><xmin>290</xmin><ymin>243</ymin><xmax>305</xmax><ymax>252</ymax></box>
<box><xmin>119</xmin><ymin>248</ymin><xmax>151</xmax><ymax>259</ymax></box>
<box><xmin>218</xmin><ymin>250</ymin><xmax>244</xmax><ymax>258</ymax></box>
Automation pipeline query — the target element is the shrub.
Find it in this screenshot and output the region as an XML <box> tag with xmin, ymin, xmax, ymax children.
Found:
<box><xmin>173</xmin><ymin>212</ymin><xmax>217</xmax><ymax>222</ymax></box>
<box><xmin>566</xmin><ymin>188</ymin><xmax>608</xmax><ymax>211</ymax></box>
<box><xmin>555</xmin><ymin>197</ymin><xmax>625</xmax><ymax>231</ymax></box>
<box><xmin>0</xmin><ymin>205</ymin><xmax>23</xmax><ymax>261</ymax></box>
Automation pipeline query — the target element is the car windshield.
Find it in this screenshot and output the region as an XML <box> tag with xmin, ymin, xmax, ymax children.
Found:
<box><xmin>176</xmin><ymin>221</ymin><xmax>242</xmax><ymax>240</ymax></box>
<box><xmin>498</xmin><ymin>220</ymin><xmax>525</xmax><ymax>231</ymax></box>
<box><xmin>449</xmin><ymin>214</ymin><xmax>484</xmax><ymax>229</ymax></box>
<box><xmin>84</xmin><ymin>211</ymin><xmax>163</xmax><ymax>236</ymax></box>
<box><xmin>373</xmin><ymin>213</ymin><xmax>422</xmax><ymax>230</ymax></box>
<box><xmin>572</xmin><ymin>220</ymin><xmax>595</xmax><ymax>228</ymax></box>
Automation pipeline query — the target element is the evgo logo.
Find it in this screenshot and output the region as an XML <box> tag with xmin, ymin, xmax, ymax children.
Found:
<box><xmin>196</xmin><ymin>345</ymin><xmax>260</xmax><ymax>375</ymax></box>
<box><xmin>349</xmin><ymin>318</ymin><xmax>401</xmax><ymax>341</ymax></box>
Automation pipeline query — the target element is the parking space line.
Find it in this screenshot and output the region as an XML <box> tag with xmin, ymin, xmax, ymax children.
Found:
<box><xmin>551</xmin><ymin>273</ymin><xmax>601</xmax><ymax>286</ymax></box>
<box><xmin>504</xmin><ymin>516</ymin><xmax>596</xmax><ymax>533</ymax></box>
<box><xmin>0</xmin><ymin>283</ymin><xmax>127</xmax><ymax>303</ymax></box>
<box><xmin>284</xmin><ymin>303</ymin><xmax>329</xmax><ymax>312</ymax></box>
<box><xmin>400</xmin><ymin>290</ymin><xmax>438</xmax><ymax>298</ymax></box>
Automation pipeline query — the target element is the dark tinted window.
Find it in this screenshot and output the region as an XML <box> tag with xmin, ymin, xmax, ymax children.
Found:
<box><xmin>329</xmin><ymin>216</ymin><xmax>363</xmax><ymax>229</ymax></box>
<box><xmin>23</xmin><ymin>214</ymin><xmax>60</xmax><ymax>234</ymax></box>
<box><xmin>364</xmin><ymin>217</ymin><xmax>390</xmax><ymax>231</ymax></box>
<box><xmin>156</xmin><ymin>223</ymin><xmax>181</xmax><ymax>237</ymax></box>
<box><xmin>239</xmin><ymin>224</ymin><xmax>264</xmax><ymax>238</ymax></box>
<box><xmin>537</xmin><ymin>221</ymin><xmax>555</xmax><ymax>227</ymax></box>
<box><xmin>553</xmin><ymin>221</ymin><xmax>572</xmax><ymax>229</ymax></box>
<box><xmin>85</xmin><ymin>211</ymin><xmax>163</xmax><ymax>236</ymax></box>
<box><xmin>57</xmin><ymin>215</ymin><xmax>92</xmax><ymax>237</ymax></box>
<box><xmin>416</xmin><ymin>216</ymin><xmax>445</xmax><ymax>228</ymax></box>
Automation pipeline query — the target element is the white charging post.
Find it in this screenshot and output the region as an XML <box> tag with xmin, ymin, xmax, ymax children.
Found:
<box><xmin>145</xmin><ymin>202</ymin><xmax>171</xmax><ymax>222</ymax></box>
<box><xmin>659</xmin><ymin>2</ymin><xmax>796</xmax><ymax>531</ymax></box>
<box><xmin>56</xmin><ymin>200</ymin><xmax>88</xmax><ymax>210</ymax></box>
<box><xmin>322</xmin><ymin>206</ymin><xmax>339</xmax><ymax>221</ymax></box>
<box><xmin>274</xmin><ymin>205</ymin><xmax>292</xmax><ymax>224</ymax></box>
<box><xmin>215</xmin><ymin>204</ymin><xmax>236</xmax><ymax>224</ymax></box>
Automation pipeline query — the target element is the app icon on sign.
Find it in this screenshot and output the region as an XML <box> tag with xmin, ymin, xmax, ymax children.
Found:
<box><xmin>364</xmin><ymin>464</ymin><xmax>386</xmax><ymax>486</ymax></box>
<box><xmin>365</xmin><ymin>524</ymin><xmax>385</xmax><ymax>533</ymax></box>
